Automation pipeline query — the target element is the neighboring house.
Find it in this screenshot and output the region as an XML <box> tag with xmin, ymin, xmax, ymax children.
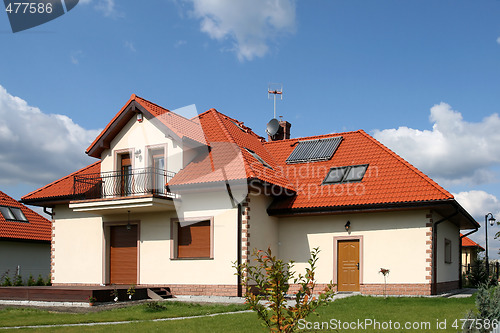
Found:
<box><xmin>461</xmin><ymin>233</ymin><xmax>484</xmax><ymax>274</ymax></box>
<box><xmin>21</xmin><ymin>94</ymin><xmax>480</xmax><ymax>296</ymax></box>
<box><xmin>0</xmin><ymin>190</ymin><xmax>51</xmax><ymax>280</ymax></box>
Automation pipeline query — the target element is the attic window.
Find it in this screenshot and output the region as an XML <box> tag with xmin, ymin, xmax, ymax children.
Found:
<box><xmin>230</xmin><ymin>120</ymin><xmax>246</xmax><ymax>132</ymax></box>
<box><xmin>244</xmin><ymin>148</ymin><xmax>273</xmax><ymax>170</ymax></box>
<box><xmin>286</xmin><ymin>136</ymin><xmax>343</xmax><ymax>164</ymax></box>
<box><xmin>0</xmin><ymin>206</ymin><xmax>28</xmax><ymax>222</ymax></box>
<box><xmin>322</xmin><ymin>164</ymin><xmax>369</xmax><ymax>184</ymax></box>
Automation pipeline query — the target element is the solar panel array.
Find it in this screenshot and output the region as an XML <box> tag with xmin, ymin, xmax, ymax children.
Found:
<box><xmin>286</xmin><ymin>136</ymin><xmax>343</xmax><ymax>164</ymax></box>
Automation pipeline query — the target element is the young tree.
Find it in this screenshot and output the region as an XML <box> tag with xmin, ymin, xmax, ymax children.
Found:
<box><xmin>235</xmin><ymin>247</ymin><xmax>335</xmax><ymax>333</ymax></box>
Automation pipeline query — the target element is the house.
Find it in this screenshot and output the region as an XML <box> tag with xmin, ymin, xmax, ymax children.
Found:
<box><xmin>461</xmin><ymin>233</ymin><xmax>484</xmax><ymax>274</ymax></box>
<box><xmin>0</xmin><ymin>190</ymin><xmax>51</xmax><ymax>280</ymax></box>
<box><xmin>21</xmin><ymin>94</ymin><xmax>480</xmax><ymax>296</ymax></box>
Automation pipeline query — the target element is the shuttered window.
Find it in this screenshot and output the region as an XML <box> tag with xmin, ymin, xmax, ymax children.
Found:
<box><xmin>176</xmin><ymin>220</ymin><xmax>212</xmax><ymax>258</ymax></box>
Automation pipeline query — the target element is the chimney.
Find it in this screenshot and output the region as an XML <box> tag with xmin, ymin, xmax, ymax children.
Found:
<box><xmin>268</xmin><ymin>119</ymin><xmax>291</xmax><ymax>141</ymax></box>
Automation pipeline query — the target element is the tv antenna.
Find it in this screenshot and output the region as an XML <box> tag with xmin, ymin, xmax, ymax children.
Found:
<box><xmin>268</xmin><ymin>83</ymin><xmax>283</xmax><ymax>119</ymax></box>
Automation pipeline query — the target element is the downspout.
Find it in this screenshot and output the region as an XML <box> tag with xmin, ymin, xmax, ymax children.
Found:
<box><xmin>432</xmin><ymin>209</ymin><xmax>459</xmax><ymax>295</ymax></box>
<box><xmin>237</xmin><ymin>203</ymin><xmax>242</xmax><ymax>297</ymax></box>
<box><xmin>459</xmin><ymin>229</ymin><xmax>478</xmax><ymax>289</ymax></box>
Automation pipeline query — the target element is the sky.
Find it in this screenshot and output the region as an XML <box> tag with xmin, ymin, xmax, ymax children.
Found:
<box><xmin>1</xmin><ymin>0</ymin><xmax>500</xmax><ymax>257</ymax></box>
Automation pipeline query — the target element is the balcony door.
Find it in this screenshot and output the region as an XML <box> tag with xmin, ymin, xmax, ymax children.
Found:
<box><xmin>120</xmin><ymin>154</ymin><xmax>132</xmax><ymax>196</ymax></box>
<box><xmin>149</xmin><ymin>148</ymin><xmax>165</xmax><ymax>195</ymax></box>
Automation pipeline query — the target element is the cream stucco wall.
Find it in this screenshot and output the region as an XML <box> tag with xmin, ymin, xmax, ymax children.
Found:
<box><xmin>100</xmin><ymin>115</ymin><xmax>184</xmax><ymax>174</ymax></box>
<box><xmin>248</xmin><ymin>194</ymin><xmax>279</xmax><ymax>255</ymax></box>
<box><xmin>53</xmin><ymin>190</ymin><xmax>239</xmax><ymax>286</ymax></box>
<box><xmin>277</xmin><ymin>210</ymin><xmax>430</xmax><ymax>285</ymax></box>
<box><xmin>436</xmin><ymin>219</ymin><xmax>460</xmax><ymax>283</ymax></box>
<box><xmin>0</xmin><ymin>240</ymin><xmax>50</xmax><ymax>278</ymax></box>
<box><xmin>52</xmin><ymin>205</ymin><xmax>104</xmax><ymax>284</ymax></box>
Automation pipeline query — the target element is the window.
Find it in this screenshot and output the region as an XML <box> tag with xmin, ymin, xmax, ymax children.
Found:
<box><xmin>445</xmin><ymin>239</ymin><xmax>452</xmax><ymax>264</ymax></box>
<box><xmin>171</xmin><ymin>218</ymin><xmax>213</xmax><ymax>259</ymax></box>
<box><xmin>323</xmin><ymin>164</ymin><xmax>369</xmax><ymax>184</ymax></box>
<box><xmin>286</xmin><ymin>136</ymin><xmax>343</xmax><ymax>164</ymax></box>
<box><xmin>244</xmin><ymin>148</ymin><xmax>273</xmax><ymax>170</ymax></box>
<box><xmin>230</xmin><ymin>120</ymin><xmax>246</xmax><ymax>132</ymax></box>
<box><xmin>0</xmin><ymin>206</ymin><xmax>28</xmax><ymax>222</ymax></box>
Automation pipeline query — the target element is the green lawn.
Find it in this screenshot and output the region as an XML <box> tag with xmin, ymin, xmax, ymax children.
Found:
<box><xmin>0</xmin><ymin>296</ymin><xmax>476</xmax><ymax>332</ymax></box>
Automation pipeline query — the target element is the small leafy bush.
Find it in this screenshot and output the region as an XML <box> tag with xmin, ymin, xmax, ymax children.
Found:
<box><xmin>35</xmin><ymin>275</ymin><xmax>45</xmax><ymax>286</ymax></box>
<box><xmin>144</xmin><ymin>301</ymin><xmax>168</xmax><ymax>312</ymax></box>
<box><xmin>235</xmin><ymin>247</ymin><xmax>335</xmax><ymax>333</ymax></box>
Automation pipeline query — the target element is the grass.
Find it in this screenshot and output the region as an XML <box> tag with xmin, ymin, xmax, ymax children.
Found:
<box><xmin>0</xmin><ymin>301</ymin><xmax>249</xmax><ymax>328</ymax></box>
<box><xmin>0</xmin><ymin>295</ymin><xmax>476</xmax><ymax>332</ymax></box>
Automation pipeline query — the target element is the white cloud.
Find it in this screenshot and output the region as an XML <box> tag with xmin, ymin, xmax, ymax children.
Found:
<box><xmin>70</xmin><ymin>50</ymin><xmax>83</xmax><ymax>64</ymax></box>
<box><xmin>454</xmin><ymin>190</ymin><xmax>500</xmax><ymax>258</ymax></box>
<box><xmin>497</xmin><ymin>37</ymin><xmax>500</xmax><ymax>45</ymax></box>
<box><xmin>373</xmin><ymin>102</ymin><xmax>500</xmax><ymax>186</ymax></box>
<box><xmin>79</xmin><ymin>0</ymin><xmax>121</xmax><ymax>18</ymax></box>
<box><xmin>185</xmin><ymin>0</ymin><xmax>297</xmax><ymax>61</ymax></box>
<box><xmin>174</xmin><ymin>40</ymin><xmax>187</xmax><ymax>48</ymax></box>
<box><xmin>0</xmin><ymin>85</ymin><xmax>100</xmax><ymax>186</ymax></box>
<box><xmin>124</xmin><ymin>41</ymin><xmax>136</xmax><ymax>52</ymax></box>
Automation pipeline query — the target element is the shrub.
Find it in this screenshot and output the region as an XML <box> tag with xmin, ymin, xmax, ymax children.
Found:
<box><xmin>235</xmin><ymin>247</ymin><xmax>335</xmax><ymax>333</ymax></box>
<box><xmin>13</xmin><ymin>274</ymin><xmax>23</xmax><ymax>286</ymax></box>
<box><xmin>35</xmin><ymin>275</ymin><xmax>45</xmax><ymax>286</ymax></box>
<box><xmin>462</xmin><ymin>284</ymin><xmax>500</xmax><ymax>333</ymax></box>
<box><xmin>144</xmin><ymin>301</ymin><xmax>167</xmax><ymax>312</ymax></box>
<box><xmin>27</xmin><ymin>274</ymin><xmax>36</xmax><ymax>286</ymax></box>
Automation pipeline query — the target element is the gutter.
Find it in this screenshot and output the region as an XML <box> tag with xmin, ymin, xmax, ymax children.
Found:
<box><xmin>431</xmin><ymin>209</ymin><xmax>459</xmax><ymax>295</ymax></box>
<box><xmin>43</xmin><ymin>206</ymin><xmax>54</xmax><ymax>218</ymax></box>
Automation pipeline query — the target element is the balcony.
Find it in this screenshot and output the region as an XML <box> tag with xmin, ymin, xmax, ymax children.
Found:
<box><xmin>69</xmin><ymin>168</ymin><xmax>178</xmax><ymax>214</ymax></box>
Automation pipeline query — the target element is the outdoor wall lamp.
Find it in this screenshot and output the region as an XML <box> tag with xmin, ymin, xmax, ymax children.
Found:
<box><xmin>485</xmin><ymin>213</ymin><xmax>496</xmax><ymax>278</ymax></box>
<box><xmin>345</xmin><ymin>221</ymin><xmax>351</xmax><ymax>232</ymax></box>
<box><xmin>127</xmin><ymin>210</ymin><xmax>132</xmax><ymax>231</ymax></box>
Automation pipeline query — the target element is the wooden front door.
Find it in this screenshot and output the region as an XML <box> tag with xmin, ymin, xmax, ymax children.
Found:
<box><xmin>110</xmin><ymin>225</ymin><xmax>138</xmax><ymax>284</ymax></box>
<box><xmin>337</xmin><ymin>240</ymin><xmax>360</xmax><ymax>291</ymax></box>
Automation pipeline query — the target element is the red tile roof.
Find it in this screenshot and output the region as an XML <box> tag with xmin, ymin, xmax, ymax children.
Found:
<box><xmin>265</xmin><ymin>130</ymin><xmax>453</xmax><ymax>211</ymax></box>
<box><xmin>0</xmin><ymin>191</ymin><xmax>51</xmax><ymax>242</ymax></box>
<box><xmin>461</xmin><ymin>234</ymin><xmax>485</xmax><ymax>250</ymax></box>
<box><xmin>22</xmin><ymin>162</ymin><xmax>101</xmax><ymax>204</ymax></box>
<box><xmin>169</xmin><ymin>109</ymin><xmax>294</xmax><ymax>191</ymax></box>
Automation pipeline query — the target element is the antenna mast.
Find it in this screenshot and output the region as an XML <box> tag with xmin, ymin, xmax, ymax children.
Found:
<box><xmin>268</xmin><ymin>83</ymin><xmax>283</xmax><ymax>119</ymax></box>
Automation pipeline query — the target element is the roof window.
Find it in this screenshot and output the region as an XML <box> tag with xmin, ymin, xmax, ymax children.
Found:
<box><xmin>0</xmin><ymin>206</ymin><xmax>28</xmax><ymax>222</ymax></box>
<box><xmin>323</xmin><ymin>164</ymin><xmax>369</xmax><ymax>184</ymax></box>
<box><xmin>244</xmin><ymin>148</ymin><xmax>273</xmax><ymax>170</ymax></box>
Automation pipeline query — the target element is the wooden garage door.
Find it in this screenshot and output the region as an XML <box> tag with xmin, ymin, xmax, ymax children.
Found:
<box><xmin>337</xmin><ymin>240</ymin><xmax>360</xmax><ymax>291</ymax></box>
<box><xmin>110</xmin><ymin>225</ymin><xmax>138</xmax><ymax>284</ymax></box>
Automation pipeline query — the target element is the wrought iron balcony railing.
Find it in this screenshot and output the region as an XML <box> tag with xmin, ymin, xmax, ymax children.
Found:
<box><xmin>73</xmin><ymin>167</ymin><xmax>176</xmax><ymax>200</ymax></box>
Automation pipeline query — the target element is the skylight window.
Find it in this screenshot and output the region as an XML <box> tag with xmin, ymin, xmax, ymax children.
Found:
<box><xmin>0</xmin><ymin>206</ymin><xmax>28</xmax><ymax>222</ymax></box>
<box><xmin>230</xmin><ymin>120</ymin><xmax>246</xmax><ymax>132</ymax></box>
<box><xmin>244</xmin><ymin>148</ymin><xmax>273</xmax><ymax>170</ymax></box>
<box><xmin>286</xmin><ymin>136</ymin><xmax>343</xmax><ymax>164</ymax></box>
<box><xmin>322</xmin><ymin>164</ymin><xmax>368</xmax><ymax>184</ymax></box>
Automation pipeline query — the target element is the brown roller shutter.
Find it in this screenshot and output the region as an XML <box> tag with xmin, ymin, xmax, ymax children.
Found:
<box><xmin>110</xmin><ymin>225</ymin><xmax>138</xmax><ymax>284</ymax></box>
<box><xmin>177</xmin><ymin>221</ymin><xmax>210</xmax><ymax>258</ymax></box>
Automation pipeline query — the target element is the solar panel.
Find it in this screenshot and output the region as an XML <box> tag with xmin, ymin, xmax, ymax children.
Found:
<box><xmin>286</xmin><ymin>136</ymin><xmax>343</xmax><ymax>164</ymax></box>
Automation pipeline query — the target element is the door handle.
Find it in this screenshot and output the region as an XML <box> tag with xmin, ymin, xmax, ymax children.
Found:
<box><xmin>356</xmin><ymin>263</ymin><xmax>359</xmax><ymax>270</ymax></box>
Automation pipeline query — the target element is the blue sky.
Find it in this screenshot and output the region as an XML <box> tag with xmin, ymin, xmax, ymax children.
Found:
<box><xmin>1</xmin><ymin>0</ymin><xmax>500</xmax><ymax>256</ymax></box>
